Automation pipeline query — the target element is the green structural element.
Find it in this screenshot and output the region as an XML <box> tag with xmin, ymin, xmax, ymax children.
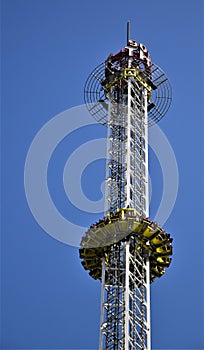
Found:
<box><xmin>79</xmin><ymin>208</ymin><xmax>173</xmax><ymax>283</ymax></box>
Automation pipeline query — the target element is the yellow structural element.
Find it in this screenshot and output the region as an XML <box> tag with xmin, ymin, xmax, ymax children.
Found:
<box><xmin>103</xmin><ymin>68</ymin><xmax>152</xmax><ymax>103</ymax></box>
<box><xmin>123</xmin><ymin>68</ymin><xmax>152</xmax><ymax>93</ymax></box>
<box><xmin>123</xmin><ymin>68</ymin><xmax>137</xmax><ymax>78</ymax></box>
<box><xmin>104</xmin><ymin>76</ymin><xmax>121</xmax><ymax>96</ymax></box>
<box><xmin>80</xmin><ymin>208</ymin><xmax>173</xmax><ymax>283</ymax></box>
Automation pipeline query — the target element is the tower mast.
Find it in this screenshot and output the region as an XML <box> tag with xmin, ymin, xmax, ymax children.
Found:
<box><xmin>80</xmin><ymin>22</ymin><xmax>173</xmax><ymax>350</ymax></box>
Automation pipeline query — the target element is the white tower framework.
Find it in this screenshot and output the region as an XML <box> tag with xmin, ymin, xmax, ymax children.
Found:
<box><xmin>80</xmin><ymin>23</ymin><xmax>173</xmax><ymax>350</ymax></box>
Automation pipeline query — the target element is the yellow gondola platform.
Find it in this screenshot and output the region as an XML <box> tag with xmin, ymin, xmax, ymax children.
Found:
<box><xmin>80</xmin><ymin>208</ymin><xmax>173</xmax><ymax>283</ymax></box>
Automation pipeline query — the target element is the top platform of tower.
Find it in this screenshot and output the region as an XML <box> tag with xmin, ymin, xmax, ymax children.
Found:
<box><xmin>84</xmin><ymin>26</ymin><xmax>172</xmax><ymax>126</ymax></box>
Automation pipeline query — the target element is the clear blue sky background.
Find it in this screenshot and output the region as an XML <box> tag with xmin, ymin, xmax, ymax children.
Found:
<box><xmin>1</xmin><ymin>0</ymin><xmax>204</xmax><ymax>349</ymax></box>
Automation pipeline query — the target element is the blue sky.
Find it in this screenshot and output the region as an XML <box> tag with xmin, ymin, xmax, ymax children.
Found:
<box><xmin>1</xmin><ymin>0</ymin><xmax>204</xmax><ymax>349</ymax></box>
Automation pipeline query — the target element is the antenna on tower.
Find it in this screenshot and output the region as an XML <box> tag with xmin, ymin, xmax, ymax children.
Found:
<box><xmin>127</xmin><ymin>20</ymin><xmax>130</xmax><ymax>44</ymax></box>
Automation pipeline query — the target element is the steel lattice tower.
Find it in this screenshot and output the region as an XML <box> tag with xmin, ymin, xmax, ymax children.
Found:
<box><xmin>80</xmin><ymin>22</ymin><xmax>173</xmax><ymax>350</ymax></box>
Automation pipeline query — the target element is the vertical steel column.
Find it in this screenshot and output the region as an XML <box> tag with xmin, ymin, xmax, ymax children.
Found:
<box><xmin>125</xmin><ymin>50</ymin><xmax>132</xmax><ymax>208</ymax></box>
<box><xmin>99</xmin><ymin>257</ymin><xmax>106</xmax><ymax>350</ymax></box>
<box><xmin>125</xmin><ymin>241</ymin><xmax>130</xmax><ymax>349</ymax></box>
<box><xmin>143</xmin><ymin>90</ymin><xmax>151</xmax><ymax>349</ymax></box>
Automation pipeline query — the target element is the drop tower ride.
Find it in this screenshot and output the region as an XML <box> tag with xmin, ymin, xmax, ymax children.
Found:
<box><xmin>80</xmin><ymin>22</ymin><xmax>173</xmax><ymax>350</ymax></box>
